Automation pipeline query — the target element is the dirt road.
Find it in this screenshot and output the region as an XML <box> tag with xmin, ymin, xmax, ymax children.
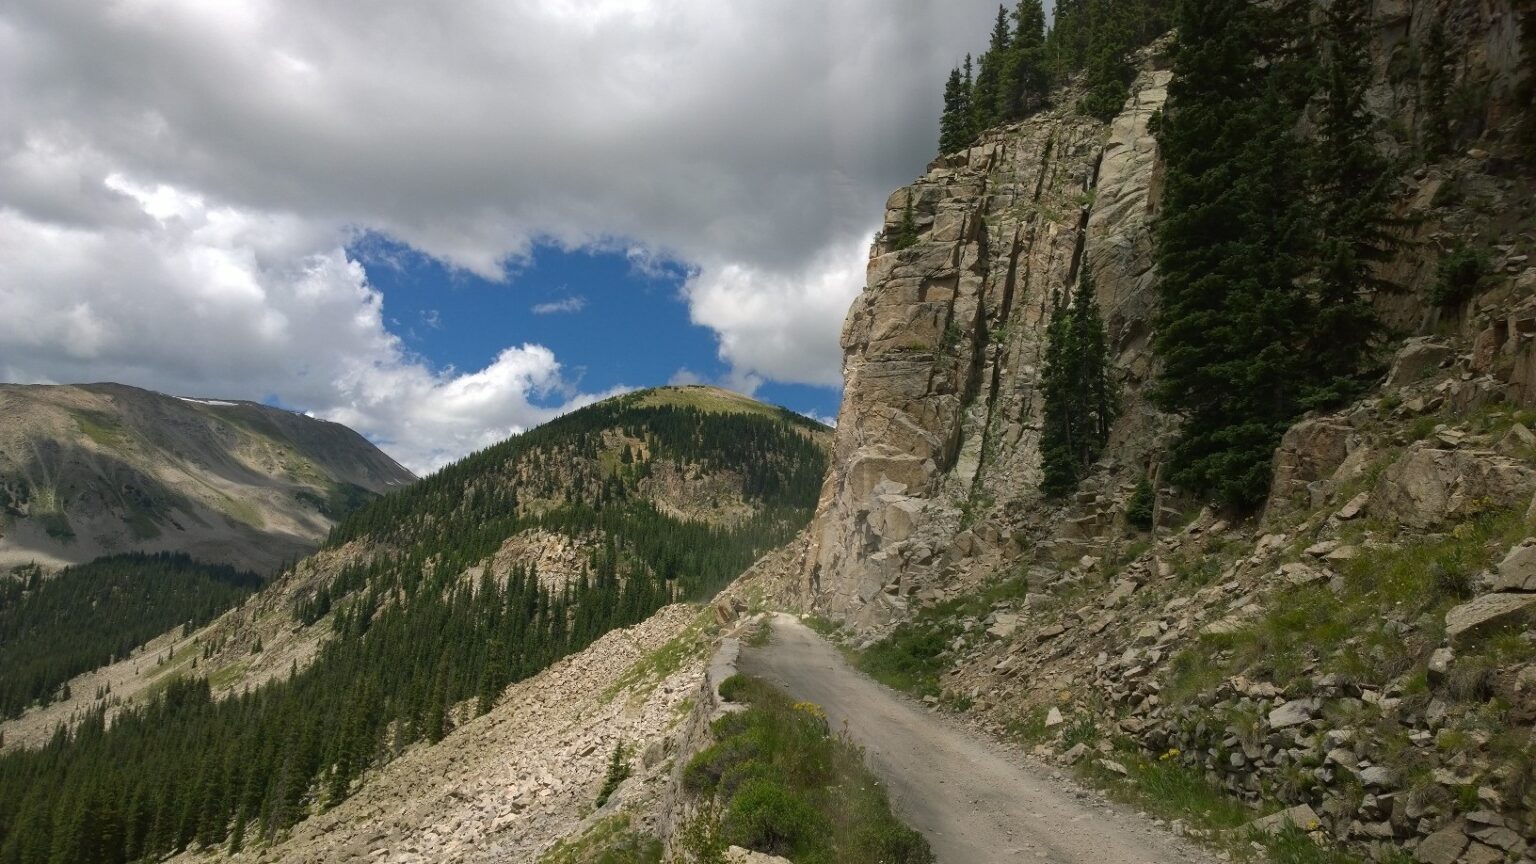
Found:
<box><xmin>739</xmin><ymin>613</ymin><xmax>1219</xmax><ymax>864</ymax></box>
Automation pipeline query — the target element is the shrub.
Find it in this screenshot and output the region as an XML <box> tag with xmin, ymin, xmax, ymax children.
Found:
<box><xmin>686</xmin><ymin>676</ymin><xmax>935</xmax><ymax>864</ymax></box>
<box><xmin>595</xmin><ymin>742</ymin><xmax>632</xmax><ymax>808</ymax></box>
<box><xmin>722</xmin><ymin>776</ymin><xmax>827</xmax><ymax>855</ymax></box>
<box><xmin>1126</xmin><ymin>475</ymin><xmax>1155</xmax><ymax>532</ymax></box>
<box><xmin>1431</xmin><ymin>242</ymin><xmax>1490</xmax><ymax>306</ymax></box>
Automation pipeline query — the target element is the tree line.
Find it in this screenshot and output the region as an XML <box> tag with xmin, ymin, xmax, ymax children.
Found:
<box><xmin>0</xmin><ymin>553</ymin><xmax>262</xmax><ymax>720</ymax></box>
<box><xmin>938</xmin><ymin>0</ymin><xmax>1174</xmax><ymax>156</ymax></box>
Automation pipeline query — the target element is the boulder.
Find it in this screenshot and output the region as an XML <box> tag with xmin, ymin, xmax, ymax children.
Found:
<box><xmin>1414</xmin><ymin>823</ymin><xmax>1468</xmax><ymax>864</ymax></box>
<box><xmin>1374</xmin><ymin>444</ymin><xmax>1536</xmax><ymax>529</ymax></box>
<box><xmin>1497</xmin><ymin>423</ymin><xmax>1536</xmax><ymax>457</ymax></box>
<box><xmin>1355</xmin><ymin>765</ymin><xmax>1395</xmax><ymax>789</ymax></box>
<box><xmin>1387</xmin><ymin>338</ymin><xmax>1451</xmax><ymax>386</ymax></box>
<box><xmin>1460</xmin><ymin>842</ymin><xmax>1505</xmax><ymax>864</ymax></box>
<box><xmin>713</xmin><ymin>598</ymin><xmax>746</xmax><ymax>626</ymax></box>
<box><xmin>1494</xmin><ymin>540</ymin><xmax>1536</xmax><ymax>591</ymax></box>
<box><xmin>1035</xmin><ymin>623</ymin><xmax>1067</xmax><ymax>642</ymax></box>
<box><xmin>1335</xmin><ymin>492</ymin><xmax>1370</xmax><ymax>520</ymax></box>
<box><xmin>1247</xmin><ymin>804</ymin><xmax>1323</xmax><ymax>835</ymax></box>
<box><xmin>1445</xmin><ymin>593</ymin><xmax>1536</xmax><ymax>646</ymax></box>
<box><xmin>987</xmin><ymin>614</ymin><xmax>1020</xmax><ymax>640</ymax></box>
<box><xmin>1265</xmin><ymin>419</ymin><xmax>1355</xmax><ymax>518</ymax></box>
<box><xmin>1427</xmin><ymin>647</ymin><xmax>1454</xmax><ymax>684</ymax></box>
<box><xmin>1268</xmin><ymin>698</ymin><xmax>1320</xmax><ymax>730</ymax></box>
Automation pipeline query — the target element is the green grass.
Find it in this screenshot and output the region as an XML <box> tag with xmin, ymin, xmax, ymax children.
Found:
<box><xmin>537</xmin><ymin>814</ymin><xmax>662</xmax><ymax>864</ymax></box>
<box><xmin>1168</xmin><ymin>509</ymin><xmax>1524</xmax><ymax>701</ymax></box>
<box><xmin>206</xmin><ymin>659</ymin><xmax>251</xmax><ymax>691</ymax></box>
<box><xmin>851</xmin><ymin>569</ymin><xmax>1029</xmax><ymax>698</ymax></box>
<box><xmin>73</xmin><ymin>411</ymin><xmax>128</xmax><ymax>448</ymax></box>
<box><xmin>854</xmin><ymin>618</ymin><xmax>961</xmax><ymax>698</ymax></box>
<box><xmin>219</xmin><ymin>495</ymin><xmax>266</xmax><ymax>530</ymax></box>
<box><xmin>681</xmin><ymin>675</ymin><xmax>934</xmax><ymax>864</ymax></box>
<box><xmin>1077</xmin><ymin>747</ymin><xmax>1380</xmax><ymax>864</ymax></box>
<box><xmin>635</xmin><ymin>386</ymin><xmax>784</xmax><ymax>420</ymax></box>
<box><xmin>801</xmin><ymin>615</ymin><xmax>843</xmax><ymax>639</ymax></box>
<box><xmin>744</xmin><ymin>618</ymin><xmax>773</xmax><ymax>648</ymax></box>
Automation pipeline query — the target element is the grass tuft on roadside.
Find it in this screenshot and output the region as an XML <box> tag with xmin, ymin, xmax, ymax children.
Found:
<box><xmin>680</xmin><ymin>674</ymin><xmax>934</xmax><ymax>864</ymax></box>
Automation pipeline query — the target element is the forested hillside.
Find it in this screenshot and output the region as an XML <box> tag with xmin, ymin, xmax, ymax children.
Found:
<box><xmin>0</xmin><ymin>554</ymin><xmax>261</xmax><ymax>721</ymax></box>
<box><xmin>0</xmin><ymin>386</ymin><xmax>828</xmax><ymax>864</ymax></box>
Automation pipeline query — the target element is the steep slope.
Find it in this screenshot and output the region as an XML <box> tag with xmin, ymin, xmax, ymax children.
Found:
<box><xmin>0</xmin><ymin>383</ymin><xmax>415</xmax><ymax>574</ymax></box>
<box><xmin>0</xmin><ymin>386</ymin><xmax>830</xmax><ymax>863</ymax></box>
<box><xmin>777</xmin><ymin>56</ymin><xmax>1174</xmax><ymax>630</ymax></box>
<box><xmin>755</xmin><ymin>2</ymin><xmax>1536</xmax><ymax>863</ymax></box>
<box><xmin>0</xmin><ymin>554</ymin><xmax>261</xmax><ymax>720</ymax></box>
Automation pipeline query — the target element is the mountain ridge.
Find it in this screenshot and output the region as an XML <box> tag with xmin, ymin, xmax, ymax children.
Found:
<box><xmin>0</xmin><ymin>382</ymin><xmax>415</xmax><ymax>574</ymax></box>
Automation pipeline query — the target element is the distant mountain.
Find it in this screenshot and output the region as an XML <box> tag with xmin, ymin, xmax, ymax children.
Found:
<box><xmin>0</xmin><ymin>386</ymin><xmax>831</xmax><ymax>861</ymax></box>
<box><xmin>0</xmin><ymin>383</ymin><xmax>414</xmax><ymax>574</ymax></box>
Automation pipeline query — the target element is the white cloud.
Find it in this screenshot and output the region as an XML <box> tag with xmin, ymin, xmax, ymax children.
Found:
<box><xmin>0</xmin><ymin>182</ymin><xmax>609</xmax><ymax>475</ymax></box>
<box><xmin>0</xmin><ymin>0</ymin><xmax>1005</xmax><ymax>466</ymax></box>
<box><xmin>667</xmin><ymin>367</ymin><xmax>706</xmax><ymax>387</ymax></box>
<box><xmin>683</xmin><ymin>235</ymin><xmax>870</xmax><ymax>388</ymax></box>
<box><xmin>531</xmin><ymin>295</ymin><xmax>588</xmax><ymax>315</ymax></box>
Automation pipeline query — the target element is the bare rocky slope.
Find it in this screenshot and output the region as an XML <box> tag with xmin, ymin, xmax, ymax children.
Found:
<box><xmin>0</xmin><ymin>382</ymin><xmax>415</xmax><ymax>574</ymax></box>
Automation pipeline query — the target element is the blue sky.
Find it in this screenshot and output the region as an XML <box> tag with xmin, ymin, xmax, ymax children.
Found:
<box><xmin>351</xmin><ymin>234</ymin><xmax>844</xmax><ymax>426</ymax></box>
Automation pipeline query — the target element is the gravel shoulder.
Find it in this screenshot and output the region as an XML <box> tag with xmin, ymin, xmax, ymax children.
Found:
<box><xmin>739</xmin><ymin>613</ymin><xmax>1221</xmax><ymax>864</ymax></box>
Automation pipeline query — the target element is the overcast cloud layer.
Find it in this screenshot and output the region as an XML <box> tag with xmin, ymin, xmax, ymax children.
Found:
<box><xmin>0</xmin><ymin>0</ymin><xmax>1000</xmax><ymax>473</ymax></box>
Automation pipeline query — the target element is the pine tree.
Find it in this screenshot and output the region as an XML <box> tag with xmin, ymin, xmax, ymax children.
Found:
<box><xmin>1152</xmin><ymin>0</ymin><xmax>1315</xmax><ymax>510</ymax></box>
<box><xmin>1040</xmin><ymin>288</ymin><xmax>1080</xmax><ymax>497</ymax></box>
<box><xmin>939</xmin><ymin>66</ymin><xmax>969</xmax><ymax>155</ymax></box>
<box><xmin>971</xmin><ymin>6</ymin><xmax>1013</xmax><ymax>132</ymax></box>
<box><xmin>959</xmin><ymin>55</ymin><xmax>976</xmax><ymax>142</ymax></box>
<box><xmin>1126</xmin><ymin>473</ymin><xmax>1155</xmax><ymax>531</ymax></box>
<box><xmin>1001</xmin><ymin>0</ymin><xmax>1049</xmax><ymax>119</ymax></box>
<box><xmin>1419</xmin><ymin>15</ymin><xmax>1450</xmax><ymax>159</ymax></box>
<box><xmin>1039</xmin><ymin>268</ymin><xmax>1116</xmax><ymax>496</ymax></box>
<box><xmin>1305</xmin><ymin>0</ymin><xmax>1391</xmax><ymax>408</ymax></box>
<box><xmin>1048</xmin><ymin>0</ymin><xmax>1089</xmax><ymax>82</ymax></box>
<box><xmin>594</xmin><ymin>742</ymin><xmax>631</xmax><ymax>807</ymax></box>
<box><xmin>1077</xmin><ymin>0</ymin><xmax>1136</xmax><ymax>122</ymax></box>
<box><xmin>1072</xmin><ymin>268</ymin><xmax>1116</xmax><ymax>455</ymax></box>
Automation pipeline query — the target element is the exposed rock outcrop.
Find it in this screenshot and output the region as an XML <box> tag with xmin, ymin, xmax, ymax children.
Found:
<box><xmin>794</xmin><ymin>61</ymin><xmax>1173</xmax><ymax>631</ymax></box>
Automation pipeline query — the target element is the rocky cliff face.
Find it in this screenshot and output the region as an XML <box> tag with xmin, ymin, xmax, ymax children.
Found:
<box><xmin>793</xmin><ymin>59</ymin><xmax>1173</xmax><ymax>631</ymax></box>
<box><xmin>798</xmin><ymin>0</ymin><xmax>1536</xmax><ymax>633</ymax></box>
<box><xmin>0</xmin><ymin>382</ymin><xmax>414</xmax><ymax>574</ymax></box>
<box><xmin>771</xmin><ymin>3</ymin><xmax>1536</xmax><ymax>861</ymax></box>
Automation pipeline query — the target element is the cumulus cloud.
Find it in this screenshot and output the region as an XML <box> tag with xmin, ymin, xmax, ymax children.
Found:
<box><xmin>0</xmin><ymin>180</ymin><xmax>610</xmax><ymax>474</ymax></box>
<box><xmin>531</xmin><ymin>296</ymin><xmax>588</xmax><ymax>315</ymax></box>
<box><xmin>683</xmin><ymin>235</ymin><xmax>869</xmax><ymax>389</ymax></box>
<box><xmin>0</xmin><ymin>0</ymin><xmax>1002</xmax><ymax>467</ymax></box>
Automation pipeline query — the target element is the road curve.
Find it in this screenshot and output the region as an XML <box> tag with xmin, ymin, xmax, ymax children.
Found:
<box><xmin>738</xmin><ymin>613</ymin><xmax>1219</xmax><ymax>864</ymax></box>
